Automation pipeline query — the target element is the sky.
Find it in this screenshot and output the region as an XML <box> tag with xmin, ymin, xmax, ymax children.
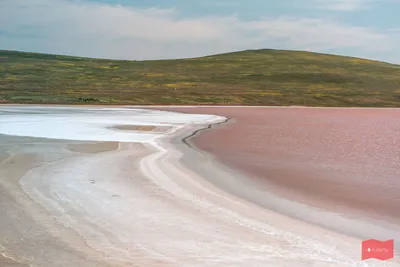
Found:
<box><xmin>1</xmin><ymin>0</ymin><xmax>399</xmax><ymax>63</ymax></box>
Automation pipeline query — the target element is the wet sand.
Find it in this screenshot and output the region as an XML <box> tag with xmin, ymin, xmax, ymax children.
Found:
<box><xmin>151</xmin><ymin>107</ymin><xmax>400</xmax><ymax>240</ymax></box>
<box><xmin>0</xmin><ymin>136</ymin><xmax>125</xmax><ymax>267</ymax></box>
<box><xmin>68</xmin><ymin>141</ymin><xmax>120</xmax><ymax>153</ymax></box>
<box><xmin>0</xmin><ymin>254</ymin><xmax>29</xmax><ymax>267</ymax></box>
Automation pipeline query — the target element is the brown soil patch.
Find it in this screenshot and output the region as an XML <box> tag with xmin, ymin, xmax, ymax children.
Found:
<box><xmin>110</xmin><ymin>125</ymin><xmax>171</xmax><ymax>132</ymax></box>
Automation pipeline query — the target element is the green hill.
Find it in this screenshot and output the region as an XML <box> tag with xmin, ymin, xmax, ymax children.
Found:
<box><xmin>1</xmin><ymin>49</ymin><xmax>400</xmax><ymax>106</ymax></box>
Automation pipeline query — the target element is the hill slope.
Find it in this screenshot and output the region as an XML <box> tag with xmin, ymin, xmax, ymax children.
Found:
<box><xmin>1</xmin><ymin>49</ymin><xmax>400</xmax><ymax>106</ymax></box>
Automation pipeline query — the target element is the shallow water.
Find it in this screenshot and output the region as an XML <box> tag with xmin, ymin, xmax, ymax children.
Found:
<box><xmin>156</xmin><ymin>106</ymin><xmax>400</xmax><ymax>246</ymax></box>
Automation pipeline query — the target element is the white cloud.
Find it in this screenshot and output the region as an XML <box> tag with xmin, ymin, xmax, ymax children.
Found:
<box><xmin>0</xmin><ymin>0</ymin><xmax>398</xmax><ymax>63</ymax></box>
<box><xmin>310</xmin><ymin>0</ymin><xmax>372</xmax><ymax>11</ymax></box>
<box><xmin>306</xmin><ymin>0</ymin><xmax>397</xmax><ymax>11</ymax></box>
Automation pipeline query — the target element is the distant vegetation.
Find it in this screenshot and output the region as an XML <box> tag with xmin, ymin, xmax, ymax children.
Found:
<box><xmin>1</xmin><ymin>49</ymin><xmax>400</xmax><ymax>106</ymax></box>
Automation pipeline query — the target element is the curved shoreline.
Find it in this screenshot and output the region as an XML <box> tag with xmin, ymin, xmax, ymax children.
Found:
<box><xmin>1</xmin><ymin>106</ymin><xmax>399</xmax><ymax>266</ymax></box>
<box><xmin>138</xmin><ymin>117</ymin><xmax>400</xmax><ymax>266</ymax></box>
<box><xmin>181</xmin><ymin>117</ymin><xmax>233</xmax><ymax>150</ymax></box>
<box><xmin>157</xmin><ymin>108</ymin><xmax>400</xmax><ymax>250</ymax></box>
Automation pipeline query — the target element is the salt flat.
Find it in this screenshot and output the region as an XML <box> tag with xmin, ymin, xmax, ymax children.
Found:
<box><xmin>0</xmin><ymin>106</ymin><xmax>398</xmax><ymax>267</ymax></box>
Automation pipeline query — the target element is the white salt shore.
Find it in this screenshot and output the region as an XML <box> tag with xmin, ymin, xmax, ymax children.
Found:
<box><xmin>0</xmin><ymin>105</ymin><xmax>223</xmax><ymax>142</ymax></box>
<box><xmin>0</xmin><ymin>106</ymin><xmax>398</xmax><ymax>267</ymax></box>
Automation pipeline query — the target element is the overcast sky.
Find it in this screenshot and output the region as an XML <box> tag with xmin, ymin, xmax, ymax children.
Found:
<box><xmin>1</xmin><ymin>0</ymin><xmax>399</xmax><ymax>63</ymax></box>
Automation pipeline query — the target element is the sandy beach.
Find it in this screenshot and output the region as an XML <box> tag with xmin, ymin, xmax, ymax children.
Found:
<box><xmin>0</xmin><ymin>105</ymin><xmax>399</xmax><ymax>267</ymax></box>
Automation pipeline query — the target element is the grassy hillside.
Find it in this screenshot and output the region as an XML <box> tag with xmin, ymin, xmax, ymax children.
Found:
<box><xmin>1</xmin><ymin>49</ymin><xmax>400</xmax><ymax>106</ymax></box>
